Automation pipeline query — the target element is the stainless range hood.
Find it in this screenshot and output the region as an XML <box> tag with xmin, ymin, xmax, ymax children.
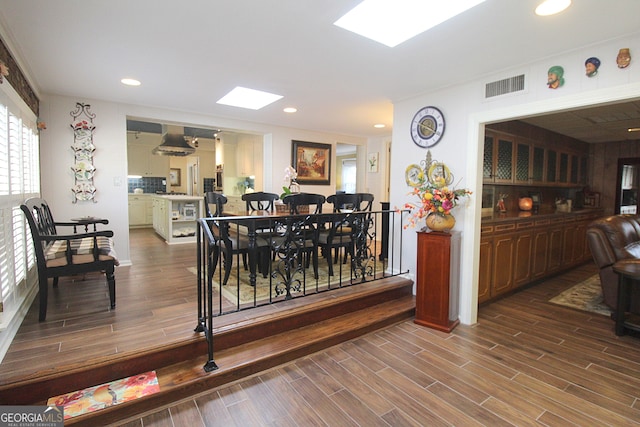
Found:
<box><xmin>152</xmin><ymin>125</ymin><xmax>195</xmax><ymax>156</ymax></box>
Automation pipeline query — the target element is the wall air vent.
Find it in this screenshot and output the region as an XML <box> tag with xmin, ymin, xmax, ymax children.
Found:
<box><xmin>485</xmin><ymin>74</ymin><xmax>525</xmax><ymax>98</ymax></box>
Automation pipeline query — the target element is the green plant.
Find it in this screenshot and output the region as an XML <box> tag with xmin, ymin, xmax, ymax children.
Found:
<box><xmin>280</xmin><ymin>186</ymin><xmax>292</xmax><ymax>200</ymax></box>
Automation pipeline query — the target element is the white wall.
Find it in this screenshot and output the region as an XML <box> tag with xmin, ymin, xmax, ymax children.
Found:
<box><xmin>391</xmin><ymin>31</ymin><xmax>640</xmax><ymax>326</ymax></box>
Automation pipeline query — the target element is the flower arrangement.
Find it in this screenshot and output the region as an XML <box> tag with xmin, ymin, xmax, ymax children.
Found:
<box><xmin>280</xmin><ymin>165</ymin><xmax>299</xmax><ymax>199</ymax></box>
<box><xmin>403</xmin><ymin>171</ymin><xmax>471</xmax><ymax>229</ymax></box>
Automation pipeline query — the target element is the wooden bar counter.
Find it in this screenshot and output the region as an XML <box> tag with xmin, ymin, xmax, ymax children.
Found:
<box><xmin>479</xmin><ymin>207</ymin><xmax>603</xmax><ymax>304</ymax></box>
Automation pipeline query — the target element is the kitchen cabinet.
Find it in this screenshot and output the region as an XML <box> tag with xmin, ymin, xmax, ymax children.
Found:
<box><xmin>128</xmin><ymin>195</ymin><xmax>153</xmax><ymax>227</ymax></box>
<box><xmin>531</xmin><ymin>222</ymin><xmax>549</xmax><ymax>280</ymax></box>
<box><xmin>546</xmin><ymin>218</ymin><xmax>564</xmax><ymax>273</ymax></box>
<box><xmin>492</xmin><ymin>232</ymin><xmax>515</xmax><ymax>295</ymax></box>
<box><xmin>236</xmin><ymin>137</ymin><xmax>263</xmax><ymax>179</ymax></box>
<box><xmin>479</xmin><ymin>209</ymin><xmax>602</xmax><ymax>304</ymax></box>
<box><xmin>531</xmin><ymin>145</ymin><xmax>545</xmax><ymax>184</ymax></box>
<box><xmin>237</xmin><ymin>138</ymin><xmax>254</xmax><ymax>176</ymax></box>
<box><xmin>225</xmin><ymin>196</ymin><xmax>244</xmax><ymax>212</ymax></box>
<box><xmin>484</xmin><ymin>132</ymin><xmax>514</xmax><ymax>183</ymax></box>
<box><xmin>570</xmin><ymin>154</ymin><xmax>579</xmax><ymax>184</ymax></box>
<box><xmin>513</xmin><ymin>221</ymin><xmax>534</xmax><ymax>287</ymax></box>
<box><xmin>128</xmin><ymin>144</ymin><xmax>169</xmax><ymax>177</ymax></box>
<box><xmin>152</xmin><ymin>195</ymin><xmax>204</xmax><ymax>244</ymax></box>
<box><xmin>152</xmin><ymin>197</ymin><xmax>168</xmax><ymax>239</ymax></box>
<box><xmin>484</xmin><ymin>130</ymin><xmax>589</xmax><ymax>188</ymax></box>
<box><xmin>579</xmin><ymin>156</ymin><xmax>588</xmax><ymax>185</ymax></box>
<box><xmin>559</xmin><ymin>152</ymin><xmax>569</xmax><ymax>184</ymax></box>
<box><xmin>561</xmin><ymin>217</ymin><xmax>576</xmax><ymax>266</ymax></box>
<box><xmin>514</xmin><ymin>142</ymin><xmax>531</xmax><ymax>184</ymax></box>
<box><xmin>478</xmin><ymin>233</ymin><xmax>493</xmax><ymax>304</ymax></box>
<box><xmin>546</xmin><ymin>149</ymin><xmax>557</xmax><ymax>183</ymax></box>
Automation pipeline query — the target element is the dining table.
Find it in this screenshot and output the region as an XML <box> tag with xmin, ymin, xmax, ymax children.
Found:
<box><xmin>220</xmin><ymin>208</ymin><xmax>300</xmax><ymax>290</ymax></box>
<box><xmin>219</xmin><ymin>207</ymin><xmax>373</xmax><ymax>291</ymax></box>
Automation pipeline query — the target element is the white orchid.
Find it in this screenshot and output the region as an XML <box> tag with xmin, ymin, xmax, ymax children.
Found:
<box><xmin>283</xmin><ymin>165</ymin><xmax>297</xmax><ymax>186</ymax></box>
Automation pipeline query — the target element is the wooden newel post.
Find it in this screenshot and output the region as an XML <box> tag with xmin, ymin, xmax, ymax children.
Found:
<box><xmin>414</xmin><ymin>230</ymin><xmax>460</xmax><ymax>332</ymax></box>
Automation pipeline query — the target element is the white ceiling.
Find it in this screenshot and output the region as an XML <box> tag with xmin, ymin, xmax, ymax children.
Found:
<box><xmin>1</xmin><ymin>0</ymin><xmax>640</xmax><ymax>139</ymax></box>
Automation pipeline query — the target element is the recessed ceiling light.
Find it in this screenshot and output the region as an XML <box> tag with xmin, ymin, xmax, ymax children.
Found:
<box><xmin>535</xmin><ymin>0</ymin><xmax>571</xmax><ymax>16</ymax></box>
<box><xmin>121</xmin><ymin>78</ymin><xmax>141</xmax><ymax>86</ymax></box>
<box><xmin>283</xmin><ymin>107</ymin><xmax>297</xmax><ymax>113</ymax></box>
<box><xmin>334</xmin><ymin>0</ymin><xmax>486</xmax><ymax>47</ymax></box>
<box><xmin>374</xmin><ymin>123</ymin><xmax>386</xmax><ymax>128</ymax></box>
<box><xmin>217</xmin><ymin>86</ymin><xmax>283</xmax><ymax>110</ymax></box>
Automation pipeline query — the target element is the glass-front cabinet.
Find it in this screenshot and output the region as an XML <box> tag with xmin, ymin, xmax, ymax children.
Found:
<box><xmin>546</xmin><ymin>149</ymin><xmax>557</xmax><ymax>183</ymax></box>
<box><xmin>484</xmin><ymin>129</ymin><xmax>587</xmax><ymax>188</ymax></box>
<box><xmin>531</xmin><ymin>145</ymin><xmax>545</xmax><ymax>184</ymax></box>
<box><xmin>483</xmin><ymin>132</ymin><xmax>514</xmax><ymax>183</ymax></box>
<box><xmin>514</xmin><ymin>142</ymin><xmax>530</xmax><ymax>184</ymax></box>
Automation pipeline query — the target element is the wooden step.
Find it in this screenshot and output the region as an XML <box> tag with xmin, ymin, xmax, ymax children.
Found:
<box><xmin>73</xmin><ymin>293</ymin><xmax>415</xmax><ymax>426</ymax></box>
<box><xmin>0</xmin><ymin>276</ymin><xmax>414</xmax><ymax>425</ymax></box>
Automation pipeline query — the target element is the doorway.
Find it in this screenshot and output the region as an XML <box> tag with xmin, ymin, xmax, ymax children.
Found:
<box><xmin>336</xmin><ymin>143</ymin><xmax>358</xmax><ymax>192</ymax></box>
<box><xmin>615</xmin><ymin>158</ymin><xmax>640</xmax><ymax>214</ymax></box>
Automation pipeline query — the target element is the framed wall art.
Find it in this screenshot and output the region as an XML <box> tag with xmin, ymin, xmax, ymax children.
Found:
<box><xmin>169</xmin><ymin>168</ymin><xmax>181</xmax><ymax>186</ymax></box>
<box><xmin>291</xmin><ymin>140</ymin><xmax>331</xmax><ymax>185</ymax></box>
<box><xmin>368</xmin><ymin>152</ymin><xmax>379</xmax><ymax>173</ymax></box>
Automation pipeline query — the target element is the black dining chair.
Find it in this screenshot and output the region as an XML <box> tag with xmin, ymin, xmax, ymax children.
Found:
<box><xmin>204</xmin><ymin>192</ymin><xmax>270</xmax><ymax>286</ymax></box>
<box><xmin>242</xmin><ymin>192</ymin><xmax>279</xmax><ymax>212</ymax></box>
<box><xmin>321</xmin><ymin>193</ymin><xmax>360</xmax><ymax>275</ymax></box>
<box><xmin>280</xmin><ymin>193</ymin><xmax>326</xmax><ymax>278</ymax></box>
<box><xmin>320</xmin><ymin>193</ymin><xmax>375</xmax><ymax>275</ymax></box>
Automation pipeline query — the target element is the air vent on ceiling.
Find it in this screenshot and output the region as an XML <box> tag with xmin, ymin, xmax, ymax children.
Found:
<box><xmin>485</xmin><ymin>74</ymin><xmax>525</xmax><ymax>98</ymax></box>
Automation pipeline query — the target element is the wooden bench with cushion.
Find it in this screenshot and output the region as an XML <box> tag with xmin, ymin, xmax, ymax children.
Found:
<box><xmin>21</xmin><ymin>197</ymin><xmax>118</xmax><ymax>321</ymax></box>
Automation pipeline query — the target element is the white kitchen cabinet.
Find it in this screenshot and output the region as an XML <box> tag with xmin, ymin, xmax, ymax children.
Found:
<box><xmin>237</xmin><ymin>139</ymin><xmax>253</xmax><ymax>176</ymax></box>
<box><xmin>128</xmin><ymin>144</ymin><xmax>169</xmax><ymax>177</ymax></box>
<box><xmin>226</xmin><ymin>196</ymin><xmax>244</xmax><ymax>212</ymax></box>
<box><xmin>236</xmin><ymin>137</ymin><xmax>263</xmax><ymax>178</ymax></box>
<box><xmin>128</xmin><ymin>195</ymin><xmax>154</xmax><ymax>227</ymax></box>
<box><xmin>152</xmin><ymin>195</ymin><xmax>204</xmax><ymax>244</ymax></box>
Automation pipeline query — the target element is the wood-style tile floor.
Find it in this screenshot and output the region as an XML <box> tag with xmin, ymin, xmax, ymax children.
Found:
<box><xmin>118</xmin><ymin>263</ymin><xmax>640</xmax><ymax>427</ymax></box>
<box><xmin>4</xmin><ymin>228</ymin><xmax>640</xmax><ymax>426</ymax></box>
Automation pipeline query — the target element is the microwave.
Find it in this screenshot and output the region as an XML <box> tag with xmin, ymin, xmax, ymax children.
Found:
<box><xmin>182</xmin><ymin>204</ymin><xmax>197</xmax><ymax>220</ymax></box>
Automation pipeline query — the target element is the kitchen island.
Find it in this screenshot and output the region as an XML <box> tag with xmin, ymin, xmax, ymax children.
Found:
<box><xmin>152</xmin><ymin>195</ymin><xmax>204</xmax><ymax>244</ymax></box>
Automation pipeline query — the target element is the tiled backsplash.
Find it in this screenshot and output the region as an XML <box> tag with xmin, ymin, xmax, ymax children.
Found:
<box><xmin>127</xmin><ymin>177</ymin><xmax>166</xmax><ymax>193</ymax></box>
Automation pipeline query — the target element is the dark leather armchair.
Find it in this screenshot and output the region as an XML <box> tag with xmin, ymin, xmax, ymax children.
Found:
<box><xmin>586</xmin><ymin>215</ymin><xmax>640</xmax><ymax>314</ymax></box>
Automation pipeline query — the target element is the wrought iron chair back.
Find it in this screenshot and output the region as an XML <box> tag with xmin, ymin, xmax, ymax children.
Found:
<box><xmin>242</xmin><ymin>192</ymin><xmax>279</xmax><ymax>212</ymax></box>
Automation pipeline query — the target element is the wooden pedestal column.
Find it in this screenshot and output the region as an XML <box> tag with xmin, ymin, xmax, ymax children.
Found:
<box><xmin>414</xmin><ymin>230</ymin><xmax>460</xmax><ymax>332</ymax></box>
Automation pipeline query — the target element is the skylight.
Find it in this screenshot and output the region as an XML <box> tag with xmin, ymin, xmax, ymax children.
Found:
<box><xmin>217</xmin><ymin>86</ymin><xmax>283</xmax><ymax>110</ymax></box>
<box><xmin>334</xmin><ymin>0</ymin><xmax>486</xmax><ymax>47</ymax></box>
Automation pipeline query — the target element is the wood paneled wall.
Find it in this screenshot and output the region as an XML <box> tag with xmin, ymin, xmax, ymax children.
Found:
<box><xmin>589</xmin><ymin>140</ymin><xmax>640</xmax><ymax>215</ymax></box>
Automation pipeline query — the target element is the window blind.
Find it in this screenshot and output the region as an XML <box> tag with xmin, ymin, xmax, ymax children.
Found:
<box><xmin>0</xmin><ymin>90</ymin><xmax>39</xmax><ymax>315</ymax></box>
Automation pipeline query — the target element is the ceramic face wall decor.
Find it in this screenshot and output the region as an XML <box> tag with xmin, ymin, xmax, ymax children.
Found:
<box><xmin>617</xmin><ymin>48</ymin><xmax>631</xmax><ymax>68</ymax></box>
<box><xmin>585</xmin><ymin>57</ymin><xmax>600</xmax><ymax>77</ymax></box>
<box><xmin>547</xmin><ymin>65</ymin><xmax>565</xmax><ymax>89</ymax></box>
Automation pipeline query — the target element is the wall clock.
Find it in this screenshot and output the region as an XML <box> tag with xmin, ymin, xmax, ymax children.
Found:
<box><xmin>410</xmin><ymin>106</ymin><xmax>445</xmax><ymax>148</ymax></box>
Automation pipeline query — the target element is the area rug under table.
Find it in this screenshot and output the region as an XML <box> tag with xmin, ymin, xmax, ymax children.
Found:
<box><xmin>188</xmin><ymin>261</ymin><xmax>384</xmax><ymax>305</ymax></box>
<box><xmin>549</xmin><ymin>275</ymin><xmax>612</xmax><ymax>316</ymax></box>
<box><xmin>47</xmin><ymin>371</ymin><xmax>160</xmax><ymax>419</ymax></box>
